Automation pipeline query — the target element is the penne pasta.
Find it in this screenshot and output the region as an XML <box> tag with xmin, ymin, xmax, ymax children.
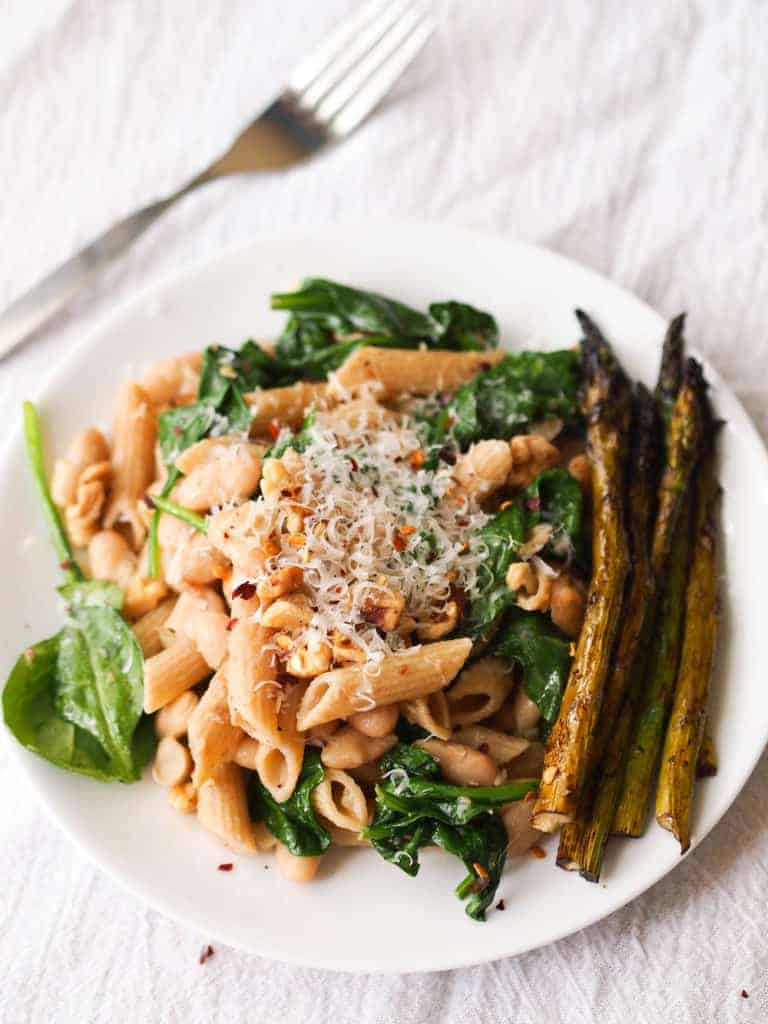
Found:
<box><xmin>227</xmin><ymin>620</ymin><xmax>282</xmax><ymax>745</ymax></box>
<box><xmin>446</xmin><ymin>657</ymin><xmax>514</xmax><ymax>727</ymax></box>
<box><xmin>254</xmin><ymin>683</ymin><xmax>306</xmax><ymax>803</ymax></box>
<box><xmin>197</xmin><ymin>762</ymin><xmax>258</xmax><ymax>855</ymax></box>
<box><xmin>141</xmin><ymin>351</ymin><xmax>202</xmax><ymax>408</ymax></box>
<box><xmin>155</xmin><ymin>689</ymin><xmax>199</xmax><ymax>739</ymax></box>
<box><xmin>132</xmin><ymin>596</ymin><xmax>177</xmax><ymax>658</ymax></box>
<box><xmin>333</xmin><ymin>347</ymin><xmax>504</xmax><ymax>398</ymax></box>
<box><xmin>416</xmin><ymin>738</ymin><xmax>498</xmax><ymax>786</ymax></box>
<box><xmin>275</xmin><ymin>843</ymin><xmax>322</xmax><ymax>882</ymax></box>
<box><xmin>103</xmin><ymin>381</ymin><xmax>157</xmax><ymax>549</ymax></box>
<box><xmin>247</xmin><ymin>381</ymin><xmax>329</xmax><ymax>435</ymax></box>
<box><xmin>188</xmin><ymin>669</ymin><xmax>244</xmax><ymax>788</ymax></box>
<box><xmin>402</xmin><ymin>691</ymin><xmax>452</xmax><ymax>740</ymax></box>
<box><xmin>311</xmin><ymin>768</ymin><xmax>370</xmax><ymax>835</ymax></box>
<box><xmin>143</xmin><ymin>638</ymin><xmax>210</xmax><ymax>714</ymax></box>
<box><xmin>320</xmin><ymin>725</ymin><xmax>397</xmax><ymax>770</ymax></box>
<box><xmin>452</xmin><ymin>725</ymin><xmax>530</xmax><ymax>765</ymax></box>
<box><xmin>297</xmin><ymin>639</ymin><xmax>472</xmax><ymax>731</ymax></box>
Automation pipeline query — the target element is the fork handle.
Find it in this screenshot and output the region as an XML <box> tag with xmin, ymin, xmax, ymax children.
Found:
<box><xmin>0</xmin><ymin>181</ymin><xmax>199</xmax><ymax>360</ymax></box>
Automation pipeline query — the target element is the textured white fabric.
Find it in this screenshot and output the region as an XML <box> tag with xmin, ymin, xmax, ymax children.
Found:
<box><xmin>1</xmin><ymin>1</ymin><xmax>767</xmax><ymax>1021</ymax></box>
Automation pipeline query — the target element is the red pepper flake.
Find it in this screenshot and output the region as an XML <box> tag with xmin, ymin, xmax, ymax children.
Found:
<box><xmin>530</xmin><ymin>845</ymin><xmax>546</xmax><ymax>859</ymax></box>
<box><xmin>741</xmin><ymin>990</ymin><xmax>749</xmax><ymax>999</ymax></box>
<box><xmin>478</xmin><ymin>742</ymin><xmax>490</xmax><ymax>754</ymax></box>
<box><xmin>399</xmin><ymin>665</ymin><xmax>410</xmax><ymax>675</ymax></box>
<box><xmin>59</xmin><ymin>559</ymin><xmax>72</xmax><ymax>571</ymax></box>
<box><xmin>23</xmin><ymin>647</ymin><xmax>36</xmax><ymax>664</ymax></box>
<box><xmin>217</xmin><ymin>863</ymin><xmax>234</xmax><ymax>872</ymax></box>
<box><xmin>393</xmin><ymin>533</ymin><xmax>407</xmax><ymax>552</ymax></box>
<box><xmin>198</xmin><ymin>944</ymin><xmax>215</xmax><ymax>965</ymax></box>
<box><xmin>226</xmin><ymin>618</ymin><xmax>239</xmax><ymax>631</ymax></box>
<box><xmin>526</xmin><ymin>496</ymin><xmax>541</xmax><ymax>512</ymax></box>
<box><xmin>410</xmin><ymin>450</ymin><xmax>425</xmax><ymax>469</ymax></box>
<box><xmin>231</xmin><ymin>580</ymin><xmax>256</xmax><ymax>600</ymax></box>
<box><xmin>267</xmin><ymin>419</ymin><xmax>281</xmax><ymax>440</ymax></box>
<box><xmin>143</xmin><ymin>492</ymin><xmax>157</xmax><ymax>510</ymax></box>
<box><xmin>348</xmin><ymin>456</ymin><xmax>359</xmax><ymax>471</ymax></box>
<box><xmin>174</xmin><ymin>425</ymin><xmax>184</xmax><ymax>437</ymax></box>
<box><xmin>495</xmin><ymin>899</ymin><xmax>506</xmax><ymax>911</ymax></box>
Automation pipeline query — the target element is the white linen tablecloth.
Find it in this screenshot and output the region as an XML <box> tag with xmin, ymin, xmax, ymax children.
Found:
<box><xmin>1</xmin><ymin>2</ymin><xmax>767</xmax><ymax>1021</ymax></box>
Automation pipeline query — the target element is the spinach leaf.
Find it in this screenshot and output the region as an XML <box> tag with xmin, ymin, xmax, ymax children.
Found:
<box><xmin>251</xmin><ymin>748</ymin><xmax>330</xmax><ymax>856</ymax></box>
<box><xmin>2</xmin><ymin>636</ymin><xmax>114</xmax><ymax>780</ymax></box>
<box><xmin>157</xmin><ymin>402</ymin><xmax>218</xmax><ymax>470</ymax></box>
<box><xmin>524</xmin><ymin>467</ymin><xmax>586</xmax><ymax>563</ymax></box>
<box><xmin>495</xmin><ymin>608</ymin><xmax>572</xmax><ymax>726</ymax></box>
<box><xmin>428</xmin><ymin>301</ymin><xmax>498</xmax><ymax>351</ymax></box>
<box><xmin>2</xmin><ymin>403</ymin><xmax>152</xmax><ymax>783</ymax></box>
<box><xmin>431</xmin><ymin>350</ymin><xmax>581</xmax><ymax>450</ymax></box>
<box><xmin>365</xmin><ymin>744</ymin><xmax>536</xmax><ymax>920</ymax></box>
<box><xmin>56</xmin><ymin>592</ymin><xmax>145</xmax><ymax>783</ymax></box>
<box><xmin>462</xmin><ymin>505</ymin><xmax>528</xmax><ymax>643</ymax></box>
<box><xmin>272</xmin><ymin>278</ymin><xmax>435</xmax><ymax>341</ymax></box>
<box><xmin>265</xmin><ymin>408</ymin><xmax>317</xmax><ymax>459</ymax></box>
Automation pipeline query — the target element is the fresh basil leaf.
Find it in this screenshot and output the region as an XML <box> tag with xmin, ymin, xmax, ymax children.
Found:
<box><xmin>2</xmin><ymin>636</ymin><xmax>117</xmax><ymax>781</ymax></box>
<box><xmin>251</xmin><ymin>748</ymin><xmax>330</xmax><ymax>856</ymax></box>
<box><xmin>495</xmin><ymin>607</ymin><xmax>572</xmax><ymax>725</ymax></box>
<box><xmin>428</xmin><ymin>301</ymin><xmax>498</xmax><ymax>351</ymax></box>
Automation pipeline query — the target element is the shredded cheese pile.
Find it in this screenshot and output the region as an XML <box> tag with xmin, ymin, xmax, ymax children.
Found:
<box><xmin>239</xmin><ymin>400</ymin><xmax>490</xmax><ymax>670</ymax></box>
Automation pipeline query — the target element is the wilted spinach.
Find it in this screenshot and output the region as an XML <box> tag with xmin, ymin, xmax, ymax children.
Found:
<box><xmin>2</xmin><ymin>403</ymin><xmax>151</xmax><ymax>782</ymax></box>
<box><xmin>251</xmin><ymin>748</ymin><xmax>330</xmax><ymax>856</ymax></box>
<box><xmin>365</xmin><ymin>744</ymin><xmax>537</xmax><ymax>920</ymax></box>
<box><xmin>427</xmin><ymin>349</ymin><xmax>581</xmax><ymax>451</ymax></box>
<box><xmin>462</xmin><ymin>505</ymin><xmax>528</xmax><ymax>644</ymax></box>
<box><xmin>524</xmin><ymin>467</ymin><xmax>586</xmax><ymax>564</ymax></box>
<box><xmin>495</xmin><ymin>608</ymin><xmax>572</xmax><ymax>727</ymax></box>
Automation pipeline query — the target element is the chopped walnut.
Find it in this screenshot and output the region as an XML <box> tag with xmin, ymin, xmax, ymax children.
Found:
<box><xmin>63</xmin><ymin>460</ymin><xmax>112</xmax><ymax>548</ymax></box>
<box><xmin>506</xmin><ymin>560</ymin><xmax>553</xmax><ymax>612</ymax></box>
<box><xmin>508</xmin><ymin>435</ymin><xmax>559</xmax><ymax>489</ymax></box>
<box><xmin>416</xmin><ymin>599</ymin><xmax>460</xmax><ymax>640</ymax></box>
<box><xmin>360</xmin><ymin>584</ymin><xmax>405</xmax><ymax>631</ymax></box>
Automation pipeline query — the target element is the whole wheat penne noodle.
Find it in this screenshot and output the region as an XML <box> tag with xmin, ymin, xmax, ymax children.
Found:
<box><xmin>253</xmin><ymin>820</ymin><xmax>278</xmax><ymax>852</ymax></box>
<box><xmin>452</xmin><ymin>725</ymin><xmax>530</xmax><ymax>765</ymax></box>
<box><xmin>197</xmin><ymin>762</ymin><xmax>257</xmax><ymax>855</ymax></box>
<box><xmin>297</xmin><ymin>638</ymin><xmax>472</xmax><ymax>731</ymax></box>
<box><xmin>246</xmin><ymin>381</ymin><xmax>329</xmax><ymax>435</ymax></box>
<box><xmin>133</xmin><ymin>596</ymin><xmax>178</xmax><ymax>658</ymax></box>
<box><xmin>143</xmin><ymin>638</ymin><xmax>210</xmax><ymax>713</ymax></box>
<box><xmin>103</xmin><ymin>381</ymin><xmax>156</xmax><ymax>549</ymax></box>
<box><xmin>326</xmin><ymin>824</ymin><xmax>370</xmax><ymax>848</ymax></box>
<box><xmin>416</xmin><ymin>738</ymin><xmax>498</xmax><ymax>786</ymax></box>
<box><xmin>348</xmin><ymin>704</ymin><xmax>399</xmax><ymax>738</ymax></box>
<box><xmin>254</xmin><ymin>683</ymin><xmax>307</xmax><ymax>802</ymax></box>
<box><xmin>172</xmin><ymin>438</ymin><xmax>264</xmax><ymax>512</ymax></box>
<box><xmin>446</xmin><ymin>656</ymin><xmax>514</xmax><ymax>726</ymax></box>
<box><xmin>188</xmin><ymin>669</ymin><xmax>245</xmax><ymax>788</ymax></box>
<box><xmin>275</xmin><ymin>843</ymin><xmax>322</xmax><ymax>882</ymax></box>
<box><xmin>333</xmin><ymin>347</ymin><xmax>503</xmax><ymax>399</ymax></box>
<box><xmin>402</xmin><ymin>691</ymin><xmax>452</xmax><ymax>740</ymax></box>
<box><xmin>311</xmin><ymin>768</ymin><xmax>370</xmax><ymax>834</ymax></box>
<box><xmin>177</xmin><ymin>533</ymin><xmax>230</xmax><ymax>585</ymax></box>
<box><xmin>155</xmin><ymin>689</ymin><xmax>199</xmax><ymax>739</ymax></box>
<box><xmin>234</xmin><ymin>737</ymin><xmax>261</xmax><ymax>771</ymax></box>
<box><xmin>320</xmin><ymin>726</ymin><xmax>397</xmax><ymax>770</ymax></box>
<box><xmin>227</xmin><ymin>620</ymin><xmax>282</xmax><ymax>745</ymax></box>
<box><xmin>51</xmin><ymin>427</ymin><xmax>110</xmax><ymax>507</ymax></box>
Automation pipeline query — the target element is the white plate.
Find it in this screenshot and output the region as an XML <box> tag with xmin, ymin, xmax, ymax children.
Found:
<box><xmin>3</xmin><ymin>222</ymin><xmax>767</xmax><ymax>974</ymax></box>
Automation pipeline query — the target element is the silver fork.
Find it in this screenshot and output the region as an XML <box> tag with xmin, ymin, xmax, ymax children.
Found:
<box><xmin>0</xmin><ymin>0</ymin><xmax>433</xmax><ymax>360</ymax></box>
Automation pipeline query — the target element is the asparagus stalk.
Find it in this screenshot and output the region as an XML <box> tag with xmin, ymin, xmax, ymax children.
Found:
<box><xmin>532</xmin><ymin>311</ymin><xmax>631</xmax><ymax>832</ymax></box>
<box><xmin>655</xmin><ymin>314</ymin><xmax>686</xmax><ymax>421</ymax></box>
<box><xmin>696</xmin><ymin>721</ymin><xmax>718</xmax><ymax>778</ymax></box>
<box><xmin>656</xmin><ymin>430</ymin><xmax>720</xmax><ymax>851</ymax></box>
<box><xmin>556</xmin><ymin>385</ymin><xmax>659</xmax><ymax>868</ymax></box>
<box><xmin>611</xmin><ymin>359</ymin><xmax>707</xmax><ymax>836</ymax></box>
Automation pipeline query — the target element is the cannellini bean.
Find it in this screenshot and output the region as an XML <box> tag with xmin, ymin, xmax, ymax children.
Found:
<box><xmin>453</xmin><ymin>440</ymin><xmax>513</xmax><ymax>498</ymax></box>
<box><xmin>568</xmin><ymin>453</ymin><xmax>591</xmax><ymax>492</ymax></box>
<box><xmin>320</xmin><ymin>726</ymin><xmax>397</xmax><ymax>770</ymax></box>
<box><xmin>155</xmin><ymin>690</ymin><xmax>200</xmax><ymax>739</ymax></box>
<box><xmin>550</xmin><ymin>574</ymin><xmax>587</xmax><ymax>637</ymax></box>
<box><xmin>416</xmin><ymin>600</ymin><xmax>460</xmax><ymax>640</ymax></box>
<box><xmin>88</xmin><ymin>530</ymin><xmax>136</xmax><ymax>588</ymax></box>
<box><xmin>275</xmin><ymin>843</ymin><xmax>322</xmax><ymax>882</ymax></box>
<box><xmin>173</xmin><ymin>438</ymin><xmax>263</xmax><ymax>511</ymax></box>
<box><xmin>141</xmin><ymin>352</ymin><xmax>201</xmax><ymax>408</ymax></box>
<box><xmin>348</xmin><ymin>704</ymin><xmax>399</xmax><ymax>738</ymax></box>
<box><xmin>152</xmin><ymin>736</ymin><xmax>193</xmax><ymax>786</ymax></box>
<box><xmin>286</xmin><ymin>635</ymin><xmax>332</xmax><ymax>678</ymax></box>
<box><xmin>416</xmin><ymin>738</ymin><xmax>498</xmax><ymax>786</ymax></box>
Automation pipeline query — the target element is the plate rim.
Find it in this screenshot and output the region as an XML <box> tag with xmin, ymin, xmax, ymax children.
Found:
<box><xmin>3</xmin><ymin>219</ymin><xmax>767</xmax><ymax>973</ymax></box>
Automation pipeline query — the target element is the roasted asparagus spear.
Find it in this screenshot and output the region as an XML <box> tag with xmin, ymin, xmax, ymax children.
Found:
<box><xmin>656</xmin><ymin>425</ymin><xmax>720</xmax><ymax>851</ymax></box>
<box><xmin>532</xmin><ymin>311</ymin><xmax>631</xmax><ymax>832</ymax></box>
<box><xmin>556</xmin><ymin>384</ymin><xmax>659</xmax><ymax>869</ymax></box>
<box><xmin>612</xmin><ymin>359</ymin><xmax>707</xmax><ymax>836</ymax></box>
<box><xmin>696</xmin><ymin>722</ymin><xmax>718</xmax><ymax>778</ymax></box>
